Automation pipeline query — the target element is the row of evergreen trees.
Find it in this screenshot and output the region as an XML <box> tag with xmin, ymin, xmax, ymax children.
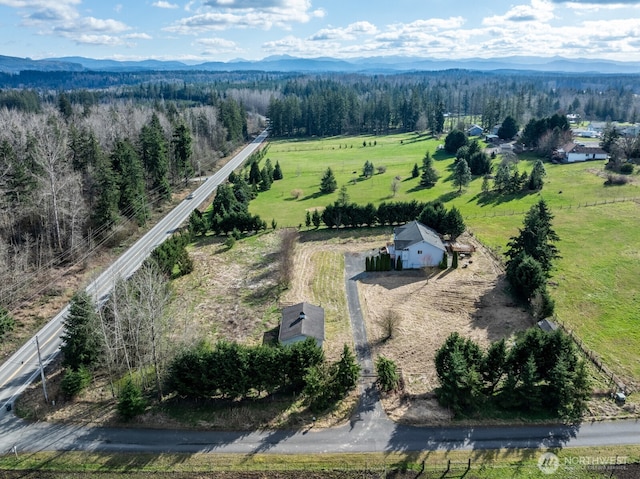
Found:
<box><xmin>318</xmin><ymin>200</ymin><xmax>465</xmax><ymax>238</ymax></box>
<box><xmin>435</xmin><ymin>329</ymin><xmax>590</xmax><ymax>420</ymax></box>
<box><xmin>168</xmin><ymin>338</ymin><xmax>360</xmax><ymax>412</ymax></box>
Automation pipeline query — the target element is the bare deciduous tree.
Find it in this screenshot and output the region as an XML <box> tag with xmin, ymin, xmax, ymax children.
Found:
<box><xmin>99</xmin><ymin>262</ymin><xmax>171</xmax><ymax>398</ymax></box>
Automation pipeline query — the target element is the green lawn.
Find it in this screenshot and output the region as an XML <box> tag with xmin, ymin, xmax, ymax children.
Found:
<box><xmin>249</xmin><ymin>133</ymin><xmax>640</xmax><ymax>385</ymax></box>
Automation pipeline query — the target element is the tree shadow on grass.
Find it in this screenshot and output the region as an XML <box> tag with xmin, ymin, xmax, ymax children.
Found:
<box><xmin>475</xmin><ymin>189</ymin><xmax>533</xmax><ymax>207</ymax></box>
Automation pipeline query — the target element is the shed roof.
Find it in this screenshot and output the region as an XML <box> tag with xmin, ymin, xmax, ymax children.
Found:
<box><xmin>537</xmin><ymin>318</ymin><xmax>558</xmax><ymax>332</ymax></box>
<box><xmin>279</xmin><ymin>302</ymin><xmax>325</xmax><ymax>343</ymax></box>
<box><xmin>394</xmin><ymin>220</ymin><xmax>445</xmax><ymax>251</ymax></box>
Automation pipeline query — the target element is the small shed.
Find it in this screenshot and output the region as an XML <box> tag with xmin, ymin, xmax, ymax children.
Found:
<box><xmin>279</xmin><ymin>302</ymin><xmax>325</xmax><ymax>347</ymax></box>
<box><xmin>537</xmin><ymin>318</ymin><xmax>558</xmax><ymax>332</ymax></box>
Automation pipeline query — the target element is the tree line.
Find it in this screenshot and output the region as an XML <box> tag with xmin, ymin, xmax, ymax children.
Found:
<box><xmin>435</xmin><ymin>328</ymin><xmax>590</xmax><ymax>420</ymax></box>
<box><xmin>0</xmin><ymin>95</ymin><xmax>252</xmax><ymax>317</ymax></box>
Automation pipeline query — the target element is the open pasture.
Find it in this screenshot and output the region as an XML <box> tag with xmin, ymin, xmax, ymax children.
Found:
<box><xmin>250</xmin><ymin>133</ymin><xmax>640</xmax><ymax>387</ymax></box>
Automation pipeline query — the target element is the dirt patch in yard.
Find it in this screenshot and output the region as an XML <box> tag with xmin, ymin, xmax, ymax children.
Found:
<box><xmin>356</xmin><ymin>233</ymin><xmax>534</xmax><ymax>423</ymax></box>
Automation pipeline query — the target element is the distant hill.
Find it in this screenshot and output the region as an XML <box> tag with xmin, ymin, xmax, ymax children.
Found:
<box><xmin>1</xmin><ymin>53</ymin><xmax>639</xmax><ymax>74</ymax></box>
<box><xmin>0</xmin><ymin>55</ymin><xmax>84</xmax><ymax>73</ymax></box>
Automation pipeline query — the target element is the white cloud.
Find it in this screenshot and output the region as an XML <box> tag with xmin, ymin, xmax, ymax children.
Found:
<box><xmin>309</xmin><ymin>21</ymin><xmax>377</xmax><ymax>41</ymax></box>
<box><xmin>195</xmin><ymin>36</ymin><xmax>241</xmax><ymax>54</ymax></box>
<box><xmin>482</xmin><ymin>0</ymin><xmax>555</xmax><ymax>25</ymax></box>
<box><xmin>153</xmin><ymin>1</ymin><xmax>179</xmax><ymax>8</ymax></box>
<box><xmin>166</xmin><ymin>0</ymin><xmax>323</xmax><ymax>33</ymax></box>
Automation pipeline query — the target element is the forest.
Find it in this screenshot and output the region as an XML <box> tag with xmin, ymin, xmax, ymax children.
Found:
<box><xmin>0</xmin><ymin>67</ymin><xmax>639</xmax><ymax>347</ymax></box>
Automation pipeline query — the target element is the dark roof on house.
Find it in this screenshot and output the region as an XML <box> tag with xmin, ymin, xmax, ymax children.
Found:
<box><xmin>279</xmin><ymin>302</ymin><xmax>325</xmax><ymax>343</ymax></box>
<box><xmin>394</xmin><ymin>220</ymin><xmax>445</xmax><ymax>251</ymax></box>
<box><xmin>570</xmin><ymin>144</ymin><xmax>607</xmax><ymax>155</ymax></box>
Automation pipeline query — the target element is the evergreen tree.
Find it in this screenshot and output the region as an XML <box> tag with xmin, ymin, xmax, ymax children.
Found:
<box><xmin>527</xmin><ymin>159</ymin><xmax>547</xmax><ymax>190</ymax></box>
<box><xmin>171</xmin><ymin>122</ymin><xmax>193</xmax><ymax>186</ymax></box>
<box><xmin>91</xmin><ymin>156</ymin><xmax>119</xmax><ymax>231</ymax></box>
<box><xmin>506</xmin><ymin>199</ymin><xmax>560</xmax><ymax>275</ymax></box>
<box><xmin>320</xmin><ymin>167</ymin><xmax>337</xmax><ymax>194</ymax></box>
<box><xmin>311</xmin><ymin>209</ymin><xmax>321</xmax><ymax>228</ymax></box>
<box><xmin>506</xmin><ymin>253</ymin><xmax>546</xmax><ymax>301</ymax></box>
<box><xmin>481</xmin><ymin>339</ymin><xmax>507</xmax><ymax>395</ymax></box>
<box><xmin>498</xmin><ymin>115</ymin><xmax>519</xmax><ymax>140</ymax></box>
<box><xmin>411</xmin><ymin>162</ymin><xmax>419</xmax><ymax>178</ymax></box>
<box><xmin>444</xmin><ymin>129</ymin><xmax>468</xmax><ymax>153</ymax></box>
<box><xmin>273</xmin><ymin>160</ymin><xmax>283</xmax><ymax>180</ymax></box>
<box><xmin>453</xmin><ymin>158</ymin><xmax>472</xmax><ymax>192</ymax></box>
<box><xmin>60</xmin><ymin>366</ymin><xmax>92</xmax><ymax>398</ymax></box>
<box><xmin>362</xmin><ymin>160</ymin><xmax>375</xmax><ymax>178</ymax></box>
<box><xmin>305</xmin><ymin>210</ymin><xmax>311</xmax><ymax>228</ymax></box>
<box><xmin>334</xmin><ymin>344</ymin><xmax>360</xmax><ymax>396</ymax></box>
<box><xmin>60</xmin><ymin>291</ymin><xmax>101</xmax><ymax>369</ymax></box>
<box><xmin>375</xmin><ymin>356</ymin><xmax>400</xmax><ymax>392</ymax></box>
<box><xmin>518</xmin><ymin>354</ymin><xmax>541</xmax><ymax>410</ymax></box>
<box><xmin>248</xmin><ymin>160</ymin><xmax>261</xmax><ymax>185</ymax></box>
<box><xmin>118</xmin><ymin>377</ymin><xmax>147</xmax><ymax>420</ymax></box>
<box><xmin>140</xmin><ymin>113</ymin><xmax>171</xmax><ymax>201</ymax></box>
<box><xmin>112</xmin><ymin>139</ymin><xmax>148</xmax><ymax>226</ymax></box>
<box><xmin>443</xmin><ymin>206</ymin><xmax>465</xmax><ymax>239</ymax></box>
<box><xmin>419</xmin><ymin>151</ymin><xmax>439</xmax><ymax>187</ymax></box>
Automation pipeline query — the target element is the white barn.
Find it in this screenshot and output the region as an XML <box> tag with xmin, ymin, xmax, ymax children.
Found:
<box><xmin>388</xmin><ymin>220</ymin><xmax>447</xmax><ymax>269</ymax></box>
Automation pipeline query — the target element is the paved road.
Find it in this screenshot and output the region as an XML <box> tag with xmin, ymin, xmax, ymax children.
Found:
<box><xmin>0</xmin><ymin>130</ymin><xmax>268</xmax><ymax>416</ymax></box>
<box><xmin>1</xmin><ymin>134</ymin><xmax>639</xmax><ymax>456</ymax></box>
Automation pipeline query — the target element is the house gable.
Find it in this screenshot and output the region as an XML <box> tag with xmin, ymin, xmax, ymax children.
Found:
<box><xmin>279</xmin><ymin>302</ymin><xmax>325</xmax><ymax>347</ymax></box>
<box><xmin>393</xmin><ymin>220</ymin><xmax>446</xmax><ymax>268</ymax></box>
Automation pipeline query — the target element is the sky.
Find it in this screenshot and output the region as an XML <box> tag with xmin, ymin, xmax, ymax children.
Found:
<box><xmin>1</xmin><ymin>0</ymin><xmax>640</xmax><ymax>63</ymax></box>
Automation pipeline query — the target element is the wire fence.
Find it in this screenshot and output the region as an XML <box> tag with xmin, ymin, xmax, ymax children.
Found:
<box><xmin>188</xmin><ymin>458</ymin><xmax>476</xmax><ymax>477</ymax></box>
<box><xmin>553</xmin><ymin>317</ymin><xmax>630</xmax><ymax>394</ymax></box>
<box><xmin>464</xmin><ymin>196</ymin><xmax>640</xmax><ymax>220</ymax></box>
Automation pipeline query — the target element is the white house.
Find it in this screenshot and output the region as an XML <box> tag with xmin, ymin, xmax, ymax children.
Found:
<box><xmin>279</xmin><ymin>302</ymin><xmax>325</xmax><ymax>348</ymax></box>
<box><xmin>388</xmin><ymin>220</ymin><xmax>447</xmax><ymax>269</ymax></box>
<box><xmin>565</xmin><ymin>144</ymin><xmax>608</xmax><ymax>163</ymax></box>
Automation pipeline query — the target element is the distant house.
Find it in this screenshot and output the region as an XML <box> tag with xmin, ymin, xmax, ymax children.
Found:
<box><xmin>388</xmin><ymin>220</ymin><xmax>447</xmax><ymax>269</ymax></box>
<box><xmin>279</xmin><ymin>302</ymin><xmax>325</xmax><ymax>347</ymax></box>
<box><xmin>468</xmin><ymin>124</ymin><xmax>483</xmax><ymax>136</ymax></box>
<box><xmin>561</xmin><ymin>143</ymin><xmax>608</xmax><ymax>163</ymax></box>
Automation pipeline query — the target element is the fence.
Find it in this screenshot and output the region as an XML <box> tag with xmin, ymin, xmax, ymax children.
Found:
<box><xmin>554</xmin><ymin>317</ymin><xmax>629</xmax><ymax>394</ymax></box>
<box><xmin>464</xmin><ymin>196</ymin><xmax>640</xmax><ymax>220</ymax></box>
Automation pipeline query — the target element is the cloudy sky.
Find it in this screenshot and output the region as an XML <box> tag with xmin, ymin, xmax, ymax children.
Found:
<box><xmin>1</xmin><ymin>0</ymin><xmax>639</xmax><ymax>63</ymax></box>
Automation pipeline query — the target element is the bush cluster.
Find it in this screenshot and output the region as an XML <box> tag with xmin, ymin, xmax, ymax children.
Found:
<box><xmin>435</xmin><ymin>329</ymin><xmax>590</xmax><ymax>420</ymax></box>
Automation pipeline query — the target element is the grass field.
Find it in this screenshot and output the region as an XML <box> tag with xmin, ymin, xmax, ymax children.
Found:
<box><xmin>0</xmin><ymin>446</ymin><xmax>637</xmax><ymax>478</ymax></box>
<box><xmin>249</xmin><ymin>132</ymin><xmax>640</xmax><ymax>387</ymax></box>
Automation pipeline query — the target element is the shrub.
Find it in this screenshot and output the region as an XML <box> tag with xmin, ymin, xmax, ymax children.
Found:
<box><xmin>60</xmin><ymin>366</ymin><xmax>92</xmax><ymax>398</ymax></box>
<box><xmin>604</xmin><ymin>174</ymin><xmax>630</xmax><ymax>185</ymax></box>
<box><xmin>376</xmin><ymin>356</ymin><xmax>400</xmax><ymax>392</ymax></box>
<box><xmin>438</xmin><ymin>252</ymin><xmax>448</xmax><ymax>269</ymax></box>
<box><xmin>224</xmin><ymin>235</ymin><xmax>236</xmax><ymax>249</ymax></box>
<box><xmin>620</xmin><ymin>163</ymin><xmax>634</xmax><ymax>174</ymax></box>
<box><xmin>290</xmin><ymin>189</ymin><xmax>304</xmax><ymax>199</ymax></box>
<box><xmin>378</xmin><ymin>310</ymin><xmax>401</xmax><ymax>340</ymax></box>
<box><xmin>117</xmin><ymin>378</ymin><xmax>146</xmax><ymax>420</ymax></box>
<box><xmin>376</xmin><ymin>165</ymin><xmax>387</xmax><ymax>174</ymax></box>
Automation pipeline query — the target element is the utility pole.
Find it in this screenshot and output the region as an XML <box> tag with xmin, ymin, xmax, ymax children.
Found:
<box><xmin>35</xmin><ymin>336</ymin><xmax>49</xmax><ymax>404</ymax></box>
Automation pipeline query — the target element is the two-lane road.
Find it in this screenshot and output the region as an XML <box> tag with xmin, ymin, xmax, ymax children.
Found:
<box><xmin>0</xmin><ymin>130</ymin><xmax>268</xmax><ymax>414</ymax></box>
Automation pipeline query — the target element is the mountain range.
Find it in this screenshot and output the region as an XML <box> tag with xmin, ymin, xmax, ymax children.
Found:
<box><xmin>1</xmin><ymin>53</ymin><xmax>639</xmax><ymax>74</ymax></box>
